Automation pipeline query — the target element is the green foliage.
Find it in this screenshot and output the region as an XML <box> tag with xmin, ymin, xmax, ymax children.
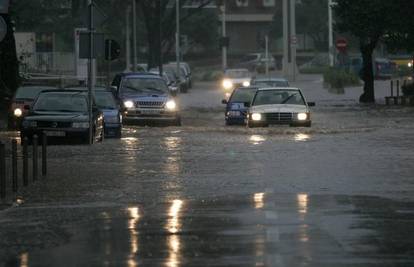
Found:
<box><xmin>323</xmin><ymin>67</ymin><xmax>360</xmax><ymax>89</ymax></box>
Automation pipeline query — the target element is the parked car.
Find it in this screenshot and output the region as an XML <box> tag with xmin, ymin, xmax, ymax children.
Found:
<box><xmin>247</xmin><ymin>87</ymin><xmax>315</xmax><ymax>128</ymax></box>
<box><xmin>349</xmin><ymin>57</ymin><xmax>395</xmax><ymax>80</ymax></box>
<box><xmin>8</xmin><ymin>85</ymin><xmax>57</xmax><ymax>129</ymax></box>
<box><xmin>111</xmin><ymin>72</ymin><xmax>181</xmax><ymax>126</ymax></box>
<box><xmin>222</xmin><ymin>68</ymin><xmax>253</xmax><ymax>98</ymax></box>
<box><xmin>251</xmin><ymin>78</ymin><xmax>290</xmax><ymax>88</ymax></box>
<box><xmin>66</xmin><ymin>87</ymin><xmax>123</xmax><ymax>138</ymax></box>
<box><xmin>149</xmin><ymin>70</ymin><xmax>179</xmax><ymax>94</ymax></box>
<box><xmin>239</xmin><ymin>53</ymin><xmax>276</xmax><ymax>72</ymax></box>
<box><xmin>222</xmin><ymin>87</ymin><xmax>258</xmax><ymax>125</ymax></box>
<box><xmin>20</xmin><ymin>89</ymin><xmax>104</xmax><ymax>144</ymax></box>
<box><xmin>170</xmin><ymin>62</ymin><xmax>193</xmax><ymax>88</ymax></box>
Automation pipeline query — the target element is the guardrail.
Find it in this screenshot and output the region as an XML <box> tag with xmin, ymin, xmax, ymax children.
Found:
<box><xmin>385</xmin><ymin>79</ymin><xmax>414</xmax><ymax>105</ymax></box>
<box><xmin>0</xmin><ymin>135</ymin><xmax>47</xmax><ymax>201</ymax></box>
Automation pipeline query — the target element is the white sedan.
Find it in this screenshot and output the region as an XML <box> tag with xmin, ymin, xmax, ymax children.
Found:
<box><xmin>246</xmin><ymin>87</ymin><xmax>315</xmax><ymax>127</ymax></box>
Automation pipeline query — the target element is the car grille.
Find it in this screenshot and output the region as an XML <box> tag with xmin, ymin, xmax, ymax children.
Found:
<box><xmin>37</xmin><ymin>121</ymin><xmax>72</xmax><ymax>128</ymax></box>
<box><xmin>265</xmin><ymin>112</ymin><xmax>293</xmax><ymax>123</ymax></box>
<box><xmin>136</xmin><ymin>101</ymin><xmax>164</xmax><ymax>108</ymax></box>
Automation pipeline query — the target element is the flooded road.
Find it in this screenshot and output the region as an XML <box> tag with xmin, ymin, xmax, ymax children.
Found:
<box><xmin>1</xmin><ymin>75</ymin><xmax>414</xmax><ymax>266</ymax></box>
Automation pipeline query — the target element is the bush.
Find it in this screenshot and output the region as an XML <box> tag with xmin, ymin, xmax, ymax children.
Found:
<box><xmin>323</xmin><ymin>67</ymin><xmax>360</xmax><ymax>89</ymax></box>
<box><xmin>300</xmin><ymin>66</ymin><xmax>328</xmax><ymax>74</ymax></box>
<box><xmin>402</xmin><ymin>82</ymin><xmax>414</xmax><ymax>96</ymax></box>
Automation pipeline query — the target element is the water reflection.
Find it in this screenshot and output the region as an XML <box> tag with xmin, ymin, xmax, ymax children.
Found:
<box><xmin>166</xmin><ymin>200</ymin><xmax>184</xmax><ymax>267</ymax></box>
<box><xmin>294</xmin><ymin>133</ymin><xmax>310</xmax><ymax>142</ymax></box>
<box><xmin>164</xmin><ymin>136</ymin><xmax>181</xmax><ymax>152</ymax></box>
<box><xmin>127</xmin><ymin>207</ymin><xmax>140</xmax><ymax>267</ymax></box>
<box><xmin>297</xmin><ymin>194</ymin><xmax>309</xmax><ymax>221</ymax></box>
<box><xmin>254</xmin><ymin>193</ymin><xmax>265</xmax><ymax>209</ymax></box>
<box><xmin>19</xmin><ymin>253</ymin><xmax>28</xmax><ymax>267</ymax></box>
<box><xmin>249</xmin><ymin>135</ymin><xmax>266</xmax><ymax>145</ymax></box>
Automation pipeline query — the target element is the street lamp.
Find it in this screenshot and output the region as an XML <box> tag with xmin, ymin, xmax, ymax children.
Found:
<box><xmin>132</xmin><ymin>0</ymin><xmax>137</xmax><ymax>72</ymax></box>
<box><xmin>328</xmin><ymin>0</ymin><xmax>334</xmax><ymax>67</ymax></box>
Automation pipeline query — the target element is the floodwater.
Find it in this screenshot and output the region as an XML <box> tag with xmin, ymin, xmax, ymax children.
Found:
<box><xmin>1</xmin><ymin>75</ymin><xmax>414</xmax><ymax>266</ymax></box>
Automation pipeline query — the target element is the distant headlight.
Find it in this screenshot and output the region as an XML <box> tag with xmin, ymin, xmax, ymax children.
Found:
<box><xmin>72</xmin><ymin>122</ymin><xmax>90</xmax><ymax>128</ymax></box>
<box><xmin>251</xmin><ymin>113</ymin><xmax>262</xmax><ymax>121</ymax></box>
<box><xmin>22</xmin><ymin>120</ymin><xmax>37</xmax><ymax>128</ymax></box>
<box><xmin>165</xmin><ymin>100</ymin><xmax>177</xmax><ymax>110</ymax></box>
<box><xmin>14</xmin><ymin>108</ymin><xmax>23</xmax><ymax>117</ymax></box>
<box><xmin>297</xmin><ymin>113</ymin><xmax>308</xmax><ymax>121</ymax></box>
<box><xmin>242</xmin><ymin>81</ymin><xmax>251</xmax><ymax>87</ymax></box>
<box><xmin>222</xmin><ymin>79</ymin><xmax>233</xmax><ymax>90</ymax></box>
<box><xmin>408</xmin><ymin>62</ymin><xmax>413</xmax><ymax>68</ymax></box>
<box><xmin>124</xmin><ymin>100</ymin><xmax>134</xmax><ymax>109</ymax></box>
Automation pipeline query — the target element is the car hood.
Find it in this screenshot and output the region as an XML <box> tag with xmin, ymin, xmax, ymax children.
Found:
<box><xmin>228</xmin><ymin>102</ymin><xmax>249</xmax><ymax>111</ymax></box>
<box><xmin>101</xmin><ymin>109</ymin><xmax>119</xmax><ymax>117</ymax></box>
<box><xmin>120</xmin><ymin>94</ymin><xmax>169</xmax><ymax>102</ymax></box>
<box><xmin>227</xmin><ymin>78</ymin><xmax>251</xmax><ymax>84</ymax></box>
<box><xmin>24</xmin><ymin>112</ymin><xmax>89</xmax><ymax>122</ymax></box>
<box><xmin>250</xmin><ymin>104</ymin><xmax>308</xmax><ymax>113</ymax></box>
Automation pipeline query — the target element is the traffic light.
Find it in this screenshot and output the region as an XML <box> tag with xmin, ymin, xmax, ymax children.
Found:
<box><xmin>105</xmin><ymin>39</ymin><xmax>120</xmax><ymax>61</ymax></box>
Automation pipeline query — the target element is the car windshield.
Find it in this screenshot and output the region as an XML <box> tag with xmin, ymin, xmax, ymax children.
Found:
<box><xmin>253</xmin><ymin>81</ymin><xmax>289</xmax><ymax>87</ymax></box>
<box><xmin>225</xmin><ymin>70</ymin><xmax>250</xmax><ymax>78</ymax></box>
<box><xmin>252</xmin><ymin>90</ymin><xmax>305</xmax><ymax>106</ymax></box>
<box><xmin>241</xmin><ymin>55</ymin><xmax>258</xmax><ymax>62</ymax></box>
<box><xmin>33</xmin><ymin>92</ymin><xmax>88</xmax><ymax>112</ymax></box>
<box><xmin>230</xmin><ymin>88</ymin><xmax>257</xmax><ymax>103</ymax></box>
<box><xmin>15</xmin><ymin>87</ymin><xmax>51</xmax><ymax>99</ymax></box>
<box><xmin>95</xmin><ymin>91</ymin><xmax>118</xmax><ymax>109</ymax></box>
<box><xmin>120</xmin><ymin>77</ymin><xmax>169</xmax><ymax>95</ymax></box>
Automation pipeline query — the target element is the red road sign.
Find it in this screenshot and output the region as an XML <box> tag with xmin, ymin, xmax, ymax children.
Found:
<box><xmin>336</xmin><ymin>38</ymin><xmax>348</xmax><ymax>52</ymax></box>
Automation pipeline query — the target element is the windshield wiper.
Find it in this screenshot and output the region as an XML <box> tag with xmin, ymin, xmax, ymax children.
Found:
<box><xmin>123</xmin><ymin>86</ymin><xmax>143</xmax><ymax>92</ymax></box>
<box><xmin>281</xmin><ymin>93</ymin><xmax>299</xmax><ymax>104</ymax></box>
<box><xmin>144</xmin><ymin>87</ymin><xmax>165</xmax><ymax>93</ymax></box>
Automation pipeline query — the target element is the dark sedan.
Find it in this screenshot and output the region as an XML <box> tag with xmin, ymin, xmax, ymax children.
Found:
<box><xmin>222</xmin><ymin>86</ymin><xmax>258</xmax><ymax>125</ymax></box>
<box><xmin>20</xmin><ymin>90</ymin><xmax>104</xmax><ymax>144</ymax></box>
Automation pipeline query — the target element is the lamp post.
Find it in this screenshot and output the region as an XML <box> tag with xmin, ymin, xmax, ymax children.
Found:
<box><xmin>328</xmin><ymin>0</ymin><xmax>334</xmax><ymax>67</ymax></box>
<box><xmin>282</xmin><ymin>0</ymin><xmax>297</xmax><ymax>81</ymax></box>
<box><xmin>125</xmin><ymin>6</ymin><xmax>131</xmax><ymax>71</ymax></box>
<box><xmin>132</xmin><ymin>0</ymin><xmax>137</xmax><ymax>72</ymax></box>
<box><xmin>87</xmin><ymin>0</ymin><xmax>94</xmax><ymax>144</ymax></box>
<box><xmin>221</xmin><ymin>2</ymin><xmax>227</xmax><ymax>72</ymax></box>
<box><xmin>176</xmin><ymin>0</ymin><xmax>180</xmax><ymax>84</ymax></box>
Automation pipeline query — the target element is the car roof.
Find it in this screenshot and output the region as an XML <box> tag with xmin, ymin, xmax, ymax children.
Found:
<box><xmin>234</xmin><ymin>86</ymin><xmax>258</xmax><ymax>90</ymax></box>
<box><xmin>225</xmin><ymin>68</ymin><xmax>250</xmax><ymax>72</ymax></box>
<box><xmin>253</xmin><ymin>78</ymin><xmax>288</xmax><ymax>82</ymax></box>
<box><xmin>117</xmin><ymin>72</ymin><xmax>160</xmax><ymax>78</ymax></box>
<box><xmin>65</xmin><ymin>86</ymin><xmax>111</xmax><ymax>92</ymax></box>
<box><xmin>256</xmin><ymin>87</ymin><xmax>300</xmax><ymax>91</ymax></box>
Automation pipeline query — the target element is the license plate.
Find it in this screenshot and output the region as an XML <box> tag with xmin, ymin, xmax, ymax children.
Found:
<box><xmin>44</xmin><ymin>131</ymin><xmax>66</xmax><ymax>137</ymax></box>
<box><xmin>141</xmin><ymin>109</ymin><xmax>161</xmax><ymax>115</ymax></box>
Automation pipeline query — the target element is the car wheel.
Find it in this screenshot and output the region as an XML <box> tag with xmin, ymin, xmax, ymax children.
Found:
<box><xmin>115</xmin><ymin>128</ymin><xmax>122</xmax><ymax>138</ymax></box>
<box><xmin>180</xmin><ymin>86</ymin><xmax>188</xmax><ymax>94</ymax></box>
<box><xmin>173</xmin><ymin>117</ymin><xmax>182</xmax><ymax>126</ymax></box>
<box><xmin>247</xmin><ymin>122</ymin><xmax>257</xmax><ymax>128</ymax></box>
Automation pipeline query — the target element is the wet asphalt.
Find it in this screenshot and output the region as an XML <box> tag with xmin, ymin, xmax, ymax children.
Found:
<box><xmin>1</xmin><ymin>75</ymin><xmax>414</xmax><ymax>266</ymax></box>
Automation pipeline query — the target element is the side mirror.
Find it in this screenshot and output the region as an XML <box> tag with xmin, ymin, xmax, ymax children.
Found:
<box><xmin>307</xmin><ymin>102</ymin><xmax>316</xmax><ymax>107</ymax></box>
<box><xmin>221</xmin><ymin>99</ymin><xmax>228</xmax><ymax>104</ymax></box>
<box><xmin>24</xmin><ymin>105</ymin><xmax>30</xmax><ymax>110</ymax></box>
<box><xmin>244</xmin><ymin>102</ymin><xmax>251</xmax><ymax>107</ymax></box>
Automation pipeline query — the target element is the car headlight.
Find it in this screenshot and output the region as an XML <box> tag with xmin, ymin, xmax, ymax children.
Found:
<box><xmin>222</xmin><ymin>79</ymin><xmax>233</xmax><ymax>90</ymax></box>
<box><xmin>165</xmin><ymin>100</ymin><xmax>177</xmax><ymax>110</ymax></box>
<box><xmin>14</xmin><ymin>108</ymin><xmax>23</xmax><ymax>117</ymax></box>
<box><xmin>243</xmin><ymin>81</ymin><xmax>251</xmax><ymax>87</ymax></box>
<box><xmin>251</xmin><ymin>113</ymin><xmax>262</xmax><ymax>121</ymax></box>
<box><xmin>124</xmin><ymin>100</ymin><xmax>134</xmax><ymax>109</ymax></box>
<box><xmin>408</xmin><ymin>62</ymin><xmax>413</xmax><ymax>68</ymax></box>
<box><xmin>297</xmin><ymin>113</ymin><xmax>308</xmax><ymax>121</ymax></box>
<box><xmin>22</xmin><ymin>120</ymin><xmax>37</xmax><ymax>128</ymax></box>
<box><xmin>72</xmin><ymin>122</ymin><xmax>90</xmax><ymax>128</ymax></box>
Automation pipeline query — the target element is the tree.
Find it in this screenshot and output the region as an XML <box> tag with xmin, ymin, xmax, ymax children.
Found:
<box><xmin>0</xmin><ymin>6</ymin><xmax>19</xmax><ymax>100</ymax></box>
<box><xmin>333</xmin><ymin>0</ymin><xmax>399</xmax><ymax>103</ymax></box>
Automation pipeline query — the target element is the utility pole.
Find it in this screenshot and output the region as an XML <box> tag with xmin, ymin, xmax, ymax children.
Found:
<box><xmin>125</xmin><ymin>6</ymin><xmax>131</xmax><ymax>72</ymax></box>
<box><xmin>328</xmin><ymin>0</ymin><xmax>334</xmax><ymax>67</ymax></box>
<box><xmin>265</xmin><ymin>35</ymin><xmax>269</xmax><ymax>76</ymax></box>
<box><xmin>87</xmin><ymin>0</ymin><xmax>94</xmax><ymax>144</ymax></box>
<box><xmin>132</xmin><ymin>0</ymin><xmax>137</xmax><ymax>72</ymax></box>
<box><xmin>282</xmin><ymin>0</ymin><xmax>297</xmax><ymax>81</ymax></box>
<box><xmin>221</xmin><ymin>2</ymin><xmax>227</xmax><ymax>72</ymax></box>
<box><xmin>176</xmin><ymin>0</ymin><xmax>180</xmax><ymax>82</ymax></box>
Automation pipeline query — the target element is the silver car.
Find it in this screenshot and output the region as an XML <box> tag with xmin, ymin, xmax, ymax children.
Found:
<box><xmin>247</xmin><ymin>87</ymin><xmax>315</xmax><ymax>128</ymax></box>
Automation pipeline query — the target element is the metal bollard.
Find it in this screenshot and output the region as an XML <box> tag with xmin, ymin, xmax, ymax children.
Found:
<box><xmin>12</xmin><ymin>139</ymin><xmax>18</xmax><ymax>193</ymax></box>
<box><xmin>0</xmin><ymin>142</ymin><xmax>5</xmax><ymax>200</ymax></box>
<box><xmin>33</xmin><ymin>135</ymin><xmax>38</xmax><ymax>181</ymax></box>
<box><xmin>391</xmin><ymin>80</ymin><xmax>394</xmax><ymax>97</ymax></box>
<box><xmin>42</xmin><ymin>134</ymin><xmax>47</xmax><ymax>176</ymax></box>
<box><xmin>23</xmin><ymin>137</ymin><xmax>28</xmax><ymax>186</ymax></box>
